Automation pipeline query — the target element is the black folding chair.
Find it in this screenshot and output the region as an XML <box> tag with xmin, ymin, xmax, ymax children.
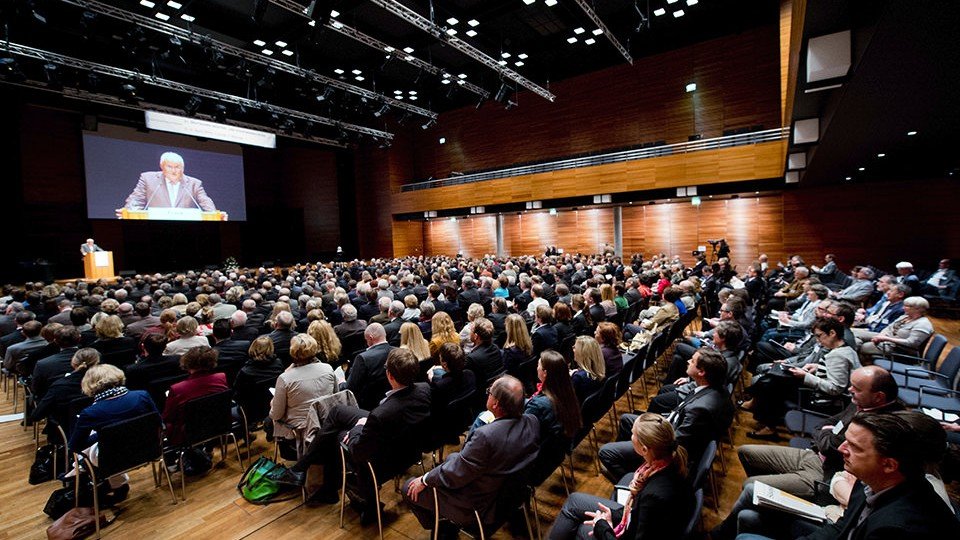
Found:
<box><xmin>73</xmin><ymin>412</ymin><xmax>177</xmax><ymax>539</ymax></box>
<box><xmin>175</xmin><ymin>390</ymin><xmax>244</xmax><ymax>500</ymax></box>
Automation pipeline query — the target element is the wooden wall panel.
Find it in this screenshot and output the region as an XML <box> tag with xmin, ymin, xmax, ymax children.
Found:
<box><xmin>460</xmin><ymin>215</ymin><xmax>497</xmax><ymax>258</ymax></box>
<box><xmin>621</xmin><ymin>205</ymin><xmax>646</xmax><ymax>256</ymax></box>
<box><xmin>425</xmin><ymin>219</ymin><xmax>459</xmax><ymax>257</ymax></box>
<box><xmin>391</xmin><ymin>141</ymin><xmax>786</xmax><ymax>214</ymax></box>
<box><xmin>406</xmin><ymin>25</ymin><xmax>780</xmax><ymax>181</ymax></box>
<box><xmin>392</xmin><ymin>220</ymin><xmax>423</xmax><ymax>257</ymax></box>
<box><xmin>643</xmin><ymin>205</ymin><xmax>673</xmax><ymax>259</ymax></box>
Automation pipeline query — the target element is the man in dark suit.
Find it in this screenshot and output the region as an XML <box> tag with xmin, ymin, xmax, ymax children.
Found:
<box><xmin>486</xmin><ymin>297</ymin><xmax>509</xmax><ymax>345</ymax></box>
<box><xmin>32</xmin><ymin>326</ymin><xmax>82</xmax><ymax>400</ymax></box>
<box><xmin>530</xmin><ymin>305</ymin><xmax>559</xmax><ymax>357</ymax></box>
<box><xmin>403</xmin><ymin>375</ymin><xmax>540</xmax><ymax>537</ymax></box>
<box><xmin>464</xmin><ymin>318</ymin><xmax>503</xmax><ymax>391</ymax></box>
<box><xmin>334</xmin><ymin>304</ymin><xmax>367</xmax><ymax>340</ymax></box>
<box><xmin>210</xmin><ymin>319</ymin><xmax>249</xmax><ymax>383</ymax></box>
<box><xmin>381</xmin><ymin>301</ymin><xmax>405</xmax><ymax>346</ymax></box>
<box><xmin>229</xmin><ymin>310</ymin><xmax>259</xmax><ymax>342</ymax></box>
<box><xmin>343</xmin><ymin>323</ymin><xmax>395</xmax><ymax>411</ymax></box>
<box><xmin>457</xmin><ymin>276</ymin><xmax>482</xmax><ymax>314</ymax></box>
<box><xmin>2</xmin><ymin>320</ymin><xmax>44</xmax><ymax>372</ymax></box>
<box><xmin>586</xmin><ymin>288</ymin><xmax>606</xmax><ymax>326</ymax></box>
<box><xmin>79</xmin><ymin>238</ymin><xmax>104</xmax><ymax>255</ymax></box>
<box><xmin>281</xmin><ymin>348</ymin><xmax>431</xmax><ymax>515</ymax></box>
<box><xmin>123</xmin><ymin>302</ymin><xmax>159</xmax><ymax>340</ymax></box>
<box><xmin>123</xmin><ymin>333</ymin><xmax>182</xmax><ymax>390</ymax></box>
<box><xmin>599</xmin><ymin>348</ymin><xmax>734</xmax><ymax>481</ymax></box>
<box><xmin>118</xmin><ymin>152</ymin><xmax>219</xmax><ymax>214</ymax></box>
<box><xmin>357</xmin><ymin>288</ymin><xmax>381</xmax><ymax>322</ymax></box>
<box><xmin>0</xmin><ymin>311</ymin><xmax>35</xmax><ymax>358</ymax></box>
<box><xmin>792</xmin><ymin>411</ymin><xmax>960</xmax><ymax>540</ymax></box>
<box><xmin>267</xmin><ymin>311</ymin><xmax>296</xmax><ymax>364</ymax></box>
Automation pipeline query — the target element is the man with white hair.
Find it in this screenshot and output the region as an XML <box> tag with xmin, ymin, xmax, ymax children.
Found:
<box><xmin>118</xmin><ymin>151</ymin><xmax>222</xmax><ymax>217</ymax></box>
<box><xmin>895</xmin><ymin>261</ymin><xmax>920</xmax><ymax>295</ymax></box>
<box><xmin>335</xmin><ymin>304</ymin><xmax>367</xmax><ymax>339</ymax></box>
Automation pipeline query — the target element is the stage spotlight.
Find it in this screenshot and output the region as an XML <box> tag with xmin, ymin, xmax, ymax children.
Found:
<box><xmin>337</xmin><ymin>128</ymin><xmax>349</xmax><ymax>144</ymax></box>
<box><xmin>120</xmin><ymin>81</ymin><xmax>140</xmax><ymax>103</ymax></box>
<box><xmin>303</xmin><ymin>120</ymin><xmax>315</xmax><ymax>137</ymax></box>
<box><xmin>184</xmin><ymin>95</ymin><xmax>202</xmax><ymax>116</ymax></box>
<box><xmin>256</xmin><ymin>67</ymin><xmax>276</xmax><ymax>89</ymax></box>
<box><xmin>421</xmin><ymin>118</ymin><xmax>436</xmax><ymax>130</ymax></box>
<box><xmin>85</xmin><ymin>71</ymin><xmax>100</xmax><ymax>90</ymax></box>
<box><xmin>378</xmin><ymin>139</ymin><xmax>392</xmax><ymax>149</ymax></box>
<box><xmin>0</xmin><ymin>57</ymin><xmax>24</xmax><ymax>82</ymax></box>
<box><xmin>494</xmin><ymin>82</ymin><xmax>509</xmax><ymax>103</ymax></box>
<box><xmin>213</xmin><ymin>103</ymin><xmax>227</xmax><ymax>121</ymax></box>
<box><xmin>316</xmin><ymin>86</ymin><xmax>335</xmax><ymax>102</ymax></box>
<box><xmin>373</xmin><ymin>102</ymin><xmax>390</xmax><ymax>117</ymax></box>
<box><xmin>279</xmin><ymin>118</ymin><xmax>295</xmax><ymax>133</ymax></box>
<box><xmin>42</xmin><ymin>63</ymin><xmax>61</xmax><ymax>89</ymax></box>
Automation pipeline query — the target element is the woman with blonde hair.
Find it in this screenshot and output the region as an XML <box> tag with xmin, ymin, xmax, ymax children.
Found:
<box><xmin>571</xmin><ymin>336</ymin><xmax>605</xmax><ymax>403</ymax></box>
<box><xmin>549</xmin><ymin>413</ymin><xmax>692</xmax><ymax>540</ymax></box>
<box><xmin>599</xmin><ymin>283</ymin><xmax>618</xmax><ymax>318</ymax></box>
<box><xmin>459</xmin><ymin>303</ymin><xmax>486</xmax><ymax>354</ymax></box>
<box><xmin>429</xmin><ymin>311</ymin><xmax>460</xmax><ymax>358</ymax></box>
<box><xmin>269</xmin><ymin>334</ymin><xmax>337</xmax><ymax>444</ymax></box>
<box><xmin>307</xmin><ymin>320</ymin><xmax>342</xmax><ymax>363</ymax></box>
<box><xmin>400</xmin><ymin>322</ymin><xmax>431</xmax><ymax>361</ymax></box>
<box><xmin>502</xmin><ymin>313</ymin><xmax>534</xmax><ymax>374</ymax></box>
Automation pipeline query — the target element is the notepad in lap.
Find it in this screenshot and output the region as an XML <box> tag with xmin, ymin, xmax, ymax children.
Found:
<box><xmin>753</xmin><ymin>481</ymin><xmax>826</xmax><ymax>522</ymax></box>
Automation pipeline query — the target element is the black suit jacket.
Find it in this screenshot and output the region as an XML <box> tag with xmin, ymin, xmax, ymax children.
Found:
<box><xmin>531</xmin><ymin>324</ymin><xmax>559</xmax><ymax>356</ymax></box>
<box><xmin>213</xmin><ymin>338</ymin><xmax>251</xmax><ymax>381</ymax></box>
<box><xmin>800</xmin><ymin>478</ymin><xmax>960</xmax><ymax>540</ymax></box>
<box><xmin>29</xmin><ymin>368</ymin><xmax>86</xmax><ymax>424</ymax></box>
<box><xmin>123</xmin><ymin>355</ymin><xmax>183</xmax><ymax>390</ymax></box>
<box><xmin>32</xmin><ymin>347</ymin><xmax>79</xmax><ymax>399</ymax></box>
<box><xmin>465</xmin><ymin>343</ymin><xmax>504</xmax><ymax>389</ymax></box>
<box><xmin>268</xmin><ymin>329</ymin><xmax>295</xmax><ymax>363</ymax></box>
<box><xmin>231</xmin><ymin>325</ymin><xmax>260</xmax><ymax>342</ymax></box>
<box><xmin>669</xmin><ymin>386</ymin><xmax>734</xmax><ymax>465</ymax></box>
<box><xmin>458</xmin><ymin>288</ymin><xmax>481</xmax><ymax>312</ymax></box>
<box><xmin>571</xmin><ymin>312</ymin><xmax>591</xmax><ymax>336</ymax></box>
<box><xmin>380</xmin><ymin>317</ymin><xmax>403</xmax><ymax>346</ymax></box>
<box><xmin>345</xmin><ymin>342</ymin><xmax>395</xmax><ymax>411</ymax></box>
<box><xmin>349</xmin><ymin>383</ymin><xmax>432</xmax><ymax>475</ymax></box>
<box><xmin>593</xmin><ymin>465</ymin><xmax>693</xmax><ymax>540</ymax></box>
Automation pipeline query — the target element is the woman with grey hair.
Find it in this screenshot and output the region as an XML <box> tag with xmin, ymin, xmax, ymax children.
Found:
<box><xmin>857</xmin><ymin>296</ymin><xmax>933</xmax><ymax>363</ymax></box>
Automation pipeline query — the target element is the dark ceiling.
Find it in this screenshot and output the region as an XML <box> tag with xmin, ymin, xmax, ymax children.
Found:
<box><xmin>0</xmin><ymin>0</ymin><xmax>777</xmax><ymax>146</ymax></box>
<box><xmin>790</xmin><ymin>0</ymin><xmax>960</xmax><ymax>185</ymax></box>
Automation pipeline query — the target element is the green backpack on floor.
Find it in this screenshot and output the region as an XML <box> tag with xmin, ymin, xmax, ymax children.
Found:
<box><xmin>237</xmin><ymin>457</ymin><xmax>300</xmax><ymax>504</ymax></box>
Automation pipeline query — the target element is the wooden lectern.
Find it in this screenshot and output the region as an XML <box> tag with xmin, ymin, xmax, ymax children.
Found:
<box><xmin>83</xmin><ymin>251</ymin><xmax>114</xmax><ymax>280</ymax></box>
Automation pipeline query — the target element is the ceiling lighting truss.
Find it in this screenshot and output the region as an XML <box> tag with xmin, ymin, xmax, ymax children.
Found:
<box><xmin>5</xmin><ymin>42</ymin><xmax>392</xmax><ymax>139</ymax></box>
<box><xmin>58</xmin><ymin>0</ymin><xmax>436</xmax><ymax>120</ymax></box>
<box><xmin>366</xmin><ymin>0</ymin><xmax>555</xmax><ymax>102</ymax></box>
<box><xmin>269</xmin><ymin>0</ymin><xmax>490</xmax><ymax>100</ymax></box>
<box><xmin>572</xmin><ymin>0</ymin><xmax>632</xmax><ymax>64</ymax></box>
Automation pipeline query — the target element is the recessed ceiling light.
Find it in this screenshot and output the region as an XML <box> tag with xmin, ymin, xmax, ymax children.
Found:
<box><xmin>858</xmin><ymin>167</ymin><xmax>865</xmax><ymax>171</ymax></box>
<box><xmin>439</xmin><ymin>137</ymin><xmax>446</xmax><ymax>144</ymax></box>
<box><xmin>155</xmin><ymin>12</ymin><xmax>170</xmax><ymax>20</ymax></box>
<box><xmin>139</xmin><ymin>0</ymin><xmax>155</xmax><ymax>7</ymax></box>
<box><xmin>654</xmin><ymin>8</ymin><xmax>666</xmax><ymax>16</ymax></box>
<box><xmin>567</xmin><ymin>37</ymin><xmax>578</xmax><ymax>44</ymax></box>
<box><xmin>446</xmin><ymin>17</ymin><xmax>458</xmax><ymax>25</ymax></box>
<box><xmin>409</xmin><ymin>90</ymin><xmax>417</xmax><ymax>95</ymax></box>
<box><xmin>332</xmin><ymin>21</ymin><xmax>343</xmax><ymax>29</ymax></box>
<box><xmin>545</xmin><ymin>0</ymin><xmax>557</xmax><ymax>5</ymax></box>
<box><xmin>352</xmin><ymin>69</ymin><xmax>362</xmax><ymax>74</ymax></box>
<box><xmin>446</xmin><ymin>28</ymin><xmax>457</xmax><ymax>36</ymax></box>
<box><xmin>523</xmin><ymin>0</ymin><xmax>535</xmax><ymax>4</ymax></box>
<box><xmin>592</xmin><ymin>28</ymin><xmax>603</xmax><ymax>35</ymax></box>
<box><xmin>457</xmin><ymin>80</ymin><xmax>464</xmax><ymax>85</ymax></box>
<box><xmin>574</xmin><ymin>27</ymin><xmax>585</xmax><ymax>34</ymax></box>
<box><xmin>330</xmin><ymin>10</ymin><xmax>339</xmax><ymax>18</ymax></box>
<box><xmin>907</xmin><ymin>131</ymin><xmax>918</xmax><ymax>136</ymax></box>
<box><xmin>502</xmin><ymin>52</ymin><xmax>511</xmax><ymax>58</ymax></box>
<box><xmin>308</xmin><ymin>20</ymin><xmax>316</xmax><ymax>26</ymax></box>
<box><xmin>518</xmin><ymin>53</ymin><xmax>528</xmax><ymax>59</ymax></box>
<box><xmin>497</xmin><ymin>60</ymin><xmax>507</xmax><ymax>66</ymax></box>
<box><xmin>466</xmin><ymin>29</ymin><xmax>477</xmax><ymax>37</ymax></box>
<box><xmin>261</xmin><ymin>49</ymin><xmax>273</xmax><ymax>55</ymax></box>
<box><xmin>442</xmin><ymin>73</ymin><xmax>451</xmax><ymax>78</ymax></box>
<box><xmin>281</xmin><ymin>50</ymin><xmax>294</xmax><ymax>56</ymax></box>
<box><xmin>685</xmin><ymin>82</ymin><xmax>697</xmax><ymax>92</ymax></box>
<box><xmin>441</xmin><ymin>79</ymin><xmax>451</xmax><ymax>84</ymax></box>
<box><xmin>686</xmin><ymin>0</ymin><xmax>698</xmax><ymax>5</ymax></box>
<box><xmin>515</xmin><ymin>61</ymin><xmax>524</xmax><ymax>66</ymax></box>
<box><xmin>584</xmin><ymin>38</ymin><xmax>596</xmax><ymax>45</ymax></box>
<box><xmin>404</xmin><ymin>55</ymin><xmax>414</xmax><ymax>61</ymax></box>
<box><xmin>877</xmin><ymin>153</ymin><xmax>886</xmax><ymax>157</ymax></box>
<box><xmin>384</xmin><ymin>46</ymin><xmax>395</xmax><ymax>52</ymax></box>
<box><xmin>468</xmin><ymin>19</ymin><xmax>479</xmax><ymax>27</ymax></box>
<box><xmin>403</xmin><ymin>47</ymin><xmax>414</xmax><ymax>53</ymax></box>
<box><xmin>458</xmin><ymin>73</ymin><xmax>467</xmax><ymax>78</ymax></box>
<box><xmin>667</xmin><ymin>0</ymin><xmax>678</xmax><ymax>3</ymax></box>
<box><xmin>253</xmin><ymin>39</ymin><xmax>266</xmax><ymax>46</ymax></box>
<box><xmin>673</xmin><ymin>10</ymin><xmax>685</xmax><ymax>17</ymax></box>
<box><xmin>180</xmin><ymin>13</ymin><xmax>195</xmax><ymax>22</ymax></box>
<box><xmin>845</xmin><ymin>176</ymin><xmax>852</xmax><ymax>180</ymax></box>
<box><xmin>409</xmin><ymin>95</ymin><xmax>417</xmax><ymax>100</ymax></box>
<box><xmin>355</xmin><ymin>76</ymin><xmax>364</xmax><ymax>81</ymax></box>
<box><xmin>166</xmin><ymin>0</ymin><xmax>181</xmax><ymax>8</ymax></box>
<box><xmin>334</xmin><ymin>68</ymin><xmax>344</xmax><ymax>74</ymax></box>
<box><xmin>396</xmin><ymin>95</ymin><xmax>404</xmax><ymax>99</ymax></box>
<box><xmin>394</xmin><ymin>90</ymin><xmax>402</xmax><ymax>94</ymax></box>
<box><xmin>275</xmin><ymin>41</ymin><xmax>287</xmax><ymax>47</ymax></box>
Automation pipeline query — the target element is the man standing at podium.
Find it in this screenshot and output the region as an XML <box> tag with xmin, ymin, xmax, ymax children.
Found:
<box><xmin>80</xmin><ymin>238</ymin><xmax>103</xmax><ymax>256</ymax></box>
<box><xmin>116</xmin><ymin>152</ymin><xmax>224</xmax><ymax>218</ymax></box>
